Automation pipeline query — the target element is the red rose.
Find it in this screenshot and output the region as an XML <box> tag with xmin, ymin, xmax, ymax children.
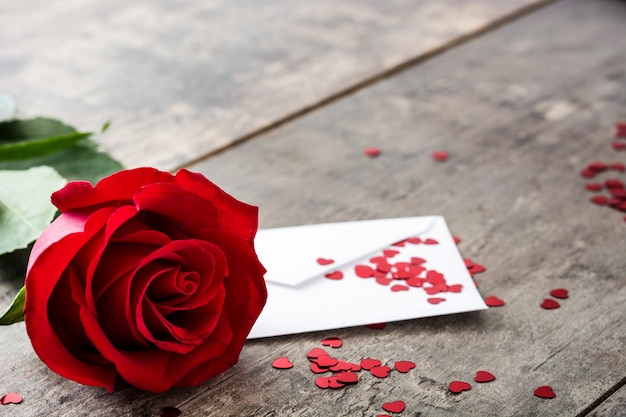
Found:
<box><xmin>24</xmin><ymin>168</ymin><xmax>267</xmax><ymax>393</ymax></box>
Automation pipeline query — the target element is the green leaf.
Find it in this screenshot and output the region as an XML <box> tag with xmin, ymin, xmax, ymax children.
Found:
<box><xmin>0</xmin><ymin>286</ymin><xmax>25</xmax><ymax>325</ymax></box>
<box><xmin>0</xmin><ymin>166</ymin><xmax>67</xmax><ymax>255</ymax></box>
<box><xmin>101</xmin><ymin>120</ymin><xmax>111</xmax><ymax>133</ymax></box>
<box><xmin>0</xmin><ymin>131</ymin><xmax>91</xmax><ymax>161</ymax></box>
<box><xmin>0</xmin><ymin>117</ymin><xmax>77</xmax><ymax>143</ymax></box>
<box><xmin>0</xmin><ymin>140</ymin><xmax>123</xmax><ymax>184</ymax></box>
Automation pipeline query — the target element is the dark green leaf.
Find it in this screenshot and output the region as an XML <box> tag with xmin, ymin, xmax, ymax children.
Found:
<box><xmin>0</xmin><ymin>131</ymin><xmax>91</xmax><ymax>161</ymax></box>
<box><xmin>0</xmin><ymin>140</ymin><xmax>123</xmax><ymax>184</ymax></box>
<box><xmin>0</xmin><ymin>166</ymin><xmax>66</xmax><ymax>254</ymax></box>
<box><xmin>0</xmin><ymin>286</ymin><xmax>25</xmax><ymax>325</ymax></box>
<box><xmin>101</xmin><ymin>120</ymin><xmax>111</xmax><ymax>133</ymax></box>
<box><xmin>0</xmin><ymin>117</ymin><xmax>77</xmax><ymax>144</ymax></box>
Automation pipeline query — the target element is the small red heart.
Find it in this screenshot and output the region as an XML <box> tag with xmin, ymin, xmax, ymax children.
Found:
<box><xmin>330</xmin><ymin>360</ymin><xmax>356</xmax><ymax>372</ymax></box>
<box><xmin>590</xmin><ymin>195</ymin><xmax>608</xmax><ymax>205</ymax></box>
<box><xmin>355</xmin><ymin>264</ymin><xmax>375</xmax><ymax>278</ymax></box>
<box><xmin>317</xmin><ymin>257</ymin><xmax>334</xmax><ymax>265</ymax></box>
<box><xmin>427</xmin><ymin>297</ymin><xmax>446</xmax><ymax>305</ymax></box>
<box><xmin>328</xmin><ymin>376</ymin><xmax>345</xmax><ymax>389</ymax></box>
<box><xmin>363</xmin><ymin>147</ymin><xmax>381</xmax><ymax>157</ymax></box>
<box><xmin>324</xmin><ymin>271</ymin><xmax>344</xmax><ymax>280</ymax></box>
<box><xmin>453</xmin><ymin>236</ymin><xmax>461</xmax><ymax>244</ymax></box>
<box><xmin>410</xmin><ymin>256</ymin><xmax>426</xmax><ymax>264</ymax></box>
<box><xmin>390</xmin><ymin>284</ymin><xmax>409</xmax><ymax>292</ymax></box>
<box><xmin>321</xmin><ymin>337</ymin><xmax>342</xmax><ymax>348</ymax></box>
<box><xmin>271</xmin><ymin>357</ymin><xmax>294</xmax><ymax>369</ymax></box>
<box><xmin>394</xmin><ymin>361</ymin><xmax>416</xmax><ymax>373</ymax></box>
<box><xmin>616</xmin><ymin>122</ymin><xmax>626</xmax><ymax>137</ymax></box>
<box><xmin>310</xmin><ymin>363</ymin><xmax>329</xmax><ymax>374</ymax></box>
<box><xmin>383</xmin><ymin>249</ymin><xmax>399</xmax><ymax>258</ymax></box>
<box><xmin>160</xmin><ymin>406</ymin><xmax>182</xmax><ymax>417</ymax></box>
<box><xmin>0</xmin><ymin>392</ymin><xmax>23</xmax><ymax>405</ymax></box>
<box><xmin>612</xmin><ymin>141</ymin><xmax>626</xmax><ymax>150</ymax></box>
<box><xmin>360</xmin><ymin>358</ymin><xmax>382</xmax><ymax>370</ymax></box>
<box><xmin>432</xmin><ymin>151</ymin><xmax>449</xmax><ymax>162</ymax></box>
<box><xmin>316</xmin><ymin>355</ymin><xmax>339</xmax><ymax>368</ymax></box>
<box><xmin>336</xmin><ymin>372</ymin><xmax>358</xmax><ymax>384</ymax></box>
<box><xmin>540</xmin><ymin>298</ymin><xmax>560</xmax><ymax>309</ymax></box>
<box><xmin>534</xmin><ymin>385</ymin><xmax>556</xmax><ymax>399</ymax></box>
<box><xmin>367</xmin><ymin>323</ymin><xmax>387</xmax><ymax>330</ymax></box>
<box><xmin>315</xmin><ymin>377</ymin><xmax>330</xmax><ymax>389</ymax></box>
<box><xmin>406</xmin><ymin>277</ymin><xmax>424</xmax><ymax>287</ymax></box>
<box><xmin>585</xmin><ymin>182</ymin><xmax>604</xmax><ymax>192</ymax></box>
<box><xmin>549</xmin><ymin>288</ymin><xmax>568</xmax><ymax>299</ymax></box>
<box><xmin>382</xmin><ymin>400</ymin><xmax>405</xmax><ymax>413</ymax></box>
<box><xmin>612</xmin><ymin>162</ymin><xmax>625</xmax><ymax>171</ymax></box>
<box><xmin>484</xmin><ymin>295</ymin><xmax>505</xmax><ymax>307</ymax></box>
<box><xmin>407</xmin><ymin>237</ymin><xmax>422</xmax><ymax>244</ymax></box>
<box><xmin>370</xmin><ymin>366</ymin><xmax>392</xmax><ymax>378</ymax></box>
<box><xmin>306</xmin><ymin>347</ymin><xmax>328</xmax><ymax>360</ymax></box>
<box><xmin>423</xmin><ymin>238</ymin><xmax>439</xmax><ymax>245</ymax></box>
<box><xmin>447</xmin><ymin>284</ymin><xmax>463</xmax><ymax>293</ymax></box>
<box><xmin>376</xmin><ymin>276</ymin><xmax>393</xmax><ymax>286</ymax></box>
<box><xmin>449</xmin><ymin>381</ymin><xmax>472</xmax><ymax>393</ymax></box>
<box><xmin>474</xmin><ymin>370</ymin><xmax>496</xmax><ymax>383</ymax></box>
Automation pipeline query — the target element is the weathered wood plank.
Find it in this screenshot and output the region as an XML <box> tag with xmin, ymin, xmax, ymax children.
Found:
<box><xmin>587</xmin><ymin>383</ymin><xmax>626</xmax><ymax>417</ymax></box>
<box><xmin>1</xmin><ymin>0</ymin><xmax>625</xmax><ymax>416</ymax></box>
<box><xmin>0</xmin><ymin>0</ymin><xmax>550</xmax><ymax>170</ymax></box>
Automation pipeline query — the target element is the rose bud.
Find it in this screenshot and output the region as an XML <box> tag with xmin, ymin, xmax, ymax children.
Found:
<box><xmin>24</xmin><ymin>168</ymin><xmax>267</xmax><ymax>393</ymax></box>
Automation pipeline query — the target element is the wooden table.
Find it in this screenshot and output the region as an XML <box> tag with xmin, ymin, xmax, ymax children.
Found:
<box><xmin>1</xmin><ymin>0</ymin><xmax>625</xmax><ymax>415</ymax></box>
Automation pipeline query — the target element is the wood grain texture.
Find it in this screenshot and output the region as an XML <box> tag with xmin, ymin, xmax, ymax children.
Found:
<box><xmin>0</xmin><ymin>0</ymin><xmax>549</xmax><ymax>170</ymax></box>
<box><xmin>587</xmin><ymin>383</ymin><xmax>626</xmax><ymax>417</ymax></box>
<box><xmin>1</xmin><ymin>0</ymin><xmax>625</xmax><ymax>416</ymax></box>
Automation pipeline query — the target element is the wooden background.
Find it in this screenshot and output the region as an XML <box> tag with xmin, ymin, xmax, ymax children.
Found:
<box><xmin>1</xmin><ymin>0</ymin><xmax>624</xmax><ymax>415</ymax></box>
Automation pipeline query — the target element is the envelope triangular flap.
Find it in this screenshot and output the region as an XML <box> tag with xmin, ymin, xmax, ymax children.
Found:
<box><xmin>255</xmin><ymin>216</ymin><xmax>439</xmax><ymax>286</ymax></box>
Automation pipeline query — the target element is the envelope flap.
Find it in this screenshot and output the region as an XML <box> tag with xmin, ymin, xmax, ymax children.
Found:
<box><xmin>255</xmin><ymin>216</ymin><xmax>439</xmax><ymax>286</ymax></box>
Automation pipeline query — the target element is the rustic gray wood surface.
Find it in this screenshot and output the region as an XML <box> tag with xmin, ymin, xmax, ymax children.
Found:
<box><xmin>0</xmin><ymin>0</ymin><xmax>549</xmax><ymax>170</ymax></box>
<box><xmin>1</xmin><ymin>0</ymin><xmax>625</xmax><ymax>416</ymax></box>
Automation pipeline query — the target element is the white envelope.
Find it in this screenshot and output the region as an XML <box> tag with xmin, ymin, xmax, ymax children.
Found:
<box><xmin>248</xmin><ymin>216</ymin><xmax>487</xmax><ymax>339</ymax></box>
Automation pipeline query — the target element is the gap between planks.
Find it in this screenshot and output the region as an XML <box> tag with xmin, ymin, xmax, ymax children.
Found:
<box><xmin>175</xmin><ymin>0</ymin><xmax>558</xmax><ymax>172</ymax></box>
<box><xmin>576</xmin><ymin>375</ymin><xmax>626</xmax><ymax>417</ymax></box>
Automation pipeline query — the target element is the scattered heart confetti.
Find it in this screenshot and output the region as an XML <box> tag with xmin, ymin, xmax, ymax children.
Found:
<box><xmin>382</xmin><ymin>401</ymin><xmax>406</xmax><ymax>413</ymax></box>
<box><xmin>324</xmin><ymin>271</ymin><xmax>344</xmax><ymax>280</ymax></box>
<box><xmin>612</xmin><ymin>141</ymin><xmax>626</xmax><ymax>151</ymax></box>
<box><xmin>423</xmin><ymin>238</ymin><xmax>439</xmax><ymax>245</ymax></box>
<box><xmin>272</xmin><ymin>357</ymin><xmax>294</xmax><ymax>369</ymax></box>
<box><xmin>453</xmin><ymin>235</ymin><xmax>461</xmax><ymax>244</ymax></box>
<box><xmin>534</xmin><ymin>385</ymin><xmax>556</xmax><ymax>399</ymax></box>
<box><xmin>336</xmin><ymin>372</ymin><xmax>359</xmax><ymax>384</ymax></box>
<box><xmin>449</xmin><ymin>381</ymin><xmax>472</xmax><ymax>393</ymax></box>
<box><xmin>363</xmin><ymin>147</ymin><xmax>382</xmax><ymax>157</ymax></box>
<box><xmin>549</xmin><ymin>288</ymin><xmax>569</xmax><ymax>299</ymax></box>
<box><xmin>310</xmin><ymin>362</ymin><xmax>329</xmax><ymax>373</ymax></box>
<box><xmin>391</xmin><ymin>284</ymin><xmax>409</xmax><ymax>292</ymax></box>
<box><xmin>370</xmin><ymin>366</ymin><xmax>392</xmax><ymax>378</ymax></box>
<box><xmin>321</xmin><ymin>337</ymin><xmax>343</xmax><ymax>348</ymax></box>
<box><xmin>616</xmin><ymin>122</ymin><xmax>626</xmax><ymax>137</ymax></box>
<box><xmin>474</xmin><ymin>370</ymin><xmax>496</xmax><ymax>383</ymax></box>
<box><xmin>367</xmin><ymin>323</ymin><xmax>387</xmax><ymax>330</ymax></box>
<box><xmin>316</xmin><ymin>355</ymin><xmax>339</xmax><ymax>368</ymax></box>
<box><xmin>306</xmin><ymin>347</ymin><xmax>328</xmax><ymax>360</ymax></box>
<box><xmin>328</xmin><ymin>376</ymin><xmax>345</xmax><ymax>389</ymax></box>
<box><xmin>427</xmin><ymin>297</ymin><xmax>446</xmax><ymax>305</ymax></box>
<box><xmin>160</xmin><ymin>407</ymin><xmax>182</xmax><ymax>417</ymax></box>
<box><xmin>540</xmin><ymin>298</ymin><xmax>560</xmax><ymax>309</ymax></box>
<box><xmin>355</xmin><ymin>264</ymin><xmax>375</xmax><ymax>278</ymax></box>
<box><xmin>0</xmin><ymin>392</ymin><xmax>22</xmax><ymax>405</ymax></box>
<box><xmin>316</xmin><ymin>257</ymin><xmax>334</xmax><ymax>265</ymax></box>
<box><xmin>394</xmin><ymin>361</ymin><xmax>416</xmax><ymax>373</ymax></box>
<box><xmin>315</xmin><ymin>376</ymin><xmax>331</xmax><ymax>389</ymax></box>
<box><xmin>360</xmin><ymin>358</ymin><xmax>382</xmax><ymax>370</ymax></box>
<box><xmin>432</xmin><ymin>151</ymin><xmax>449</xmax><ymax>162</ymax></box>
<box><xmin>585</xmin><ymin>182</ymin><xmax>603</xmax><ymax>192</ymax></box>
<box><xmin>484</xmin><ymin>295</ymin><xmax>505</xmax><ymax>307</ymax></box>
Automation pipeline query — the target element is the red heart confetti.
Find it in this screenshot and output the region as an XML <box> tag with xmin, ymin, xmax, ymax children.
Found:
<box><xmin>453</xmin><ymin>235</ymin><xmax>461</xmax><ymax>244</ymax></box>
<box><xmin>427</xmin><ymin>297</ymin><xmax>446</xmax><ymax>305</ymax></box>
<box><xmin>363</xmin><ymin>147</ymin><xmax>381</xmax><ymax>157</ymax></box>
<box><xmin>540</xmin><ymin>298</ymin><xmax>560</xmax><ymax>309</ymax></box>
<box><xmin>316</xmin><ymin>257</ymin><xmax>334</xmax><ymax>265</ymax></box>
<box><xmin>407</xmin><ymin>237</ymin><xmax>422</xmax><ymax>244</ymax></box>
<box><xmin>355</xmin><ymin>264</ymin><xmax>375</xmax><ymax>278</ymax></box>
<box><xmin>321</xmin><ymin>337</ymin><xmax>343</xmax><ymax>348</ymax></box>
<box><xmin>474</xmin><ymin>370</ymin><xmax>496</xmax><ymax>383</ymax></box>
<box><xmin>324</xmin><ymin>271</ymin><xmax>344</xmax><ymax>280</ymax></box>
<box><xmin>316</xmin><ymin>355</ymin><xmax>339</xmax><ymax>368</ymax></box>
<box><xmin>382</xmin><ymin>401</ymin><xmax>405</xmax><ymax>413</ymax></box>
<box><xmin>306</xmin><ymin>347</ymin><xmax>328</xmax><ymax>360</ymax></box>
<box><xmin>484</xmin><ymin>295</ymin><xmax>505</xmax><ymax>307</ymax></box>
<box><xmin>612</xmin><ymin>162</ymin><xmax>625</xmax><ymax>172</ymax></box>
<box><xmin>383</xmin><ymin>249</ymin><xmax>400</xmax><ymax>258</ymax></box>
<box><xmin>432</xmin><ymin>151</ymin><xmax>449</xmax><ymax>162</ymax></box>
<box><xmin>367</xmin><ymin>322</ymin><xmax>387</xmax><ymax>330</ymax></box>
<box><xmin>585</xmin><ymin>182</ymin><xmax>603</xmax><ymax>192</ymax></box>
<box><xmin>315</xmin><ymin>376</ymin><xmax>330</xmax><ymax>389</ymax></box>
<box><xmin>616</xmin><ymin>122</ymin><xmax>626</xmax><ymax>137</ymax></box>
<box><xmin>0</xmin><ymin>392</ymin><xmax>22</xmax><ymax>405</ymax></box>
<box><xmin>160</xmin><ymin>407</ymin><xmax>182</xmax><ymax>417</ymax></box>
<box><xmin>370</xmin><ymin>366</ymin><xmax>392</xmax><ymax>378</ymax></box>
<box><xmin>336</xmin><ymin>372</ymin><xmax>359</xmax><ymax>384</ymax></box>
<box><xmin>549</xmin><ymin>288</ymin><xmax>569</xmax><ymax>299</ymax></box>
<box><xmin>534</xmin><ymin>385</ymin><xmax>556</xmax><ymax>399</ymax></box>
<box><xmin>449</xmin><ymin>381</ymin><xmax>472</xmax><ymax>393</ymax></box>
<box><xmin>447</xmin><ymin>284</ymin><xmax>463</xmax><ymax>293</ymax></box>
<box><xmin>394</xmin><ymin>361</ymin><xmax>416</xmax><ymax>373</ymax></box>
<box><xmin>310</xmin><ymin>362</ymin><xmax>330</xmax><ymax>374</ymax></box>
<box><xmin>360</xmin><ymin>358</ymin><xmax>382</xmax><ymax>370</ymax></box>
<box><xmin>612</xmin><ymin>141</ymin><xmax>626</xmax><ymax>151</ymax></box>
<box><xmin>272</xmin><ymin>357</ymin><xmax>294</xmax><ymax>369</ymax></box>
<box><xmin>390</xmin><ymin>284</ymin><xmax>409</xmax><ymax>292</ymax></box>
<box><xmin>328</xmin><ymin>376</ymin><xmax>346</xmax><ymax>389</ymax></box>
<box><xmin>423</xmin><ymin>238</ymin><xmax>439</xmax><ymax>245</ymax></box>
